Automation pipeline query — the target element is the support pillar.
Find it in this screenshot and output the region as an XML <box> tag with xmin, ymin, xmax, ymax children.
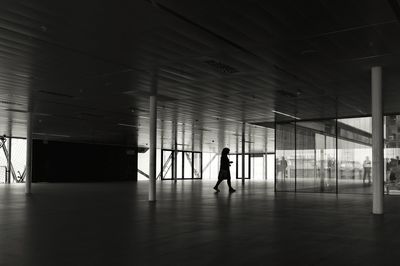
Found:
<box><xmin>25</xmin><ymin>113</ymin><xmax>32</xmax><ymax>194</ymax></box>
<box><xmin>7</xmin><ymin>136</ymin><xmax>11</xmax><ymax>184</ymax></box>
<box><xmin>264</xmin><ymin>130</ymin><xmax>268</xmax><ymax>180</ymax></box>
<box><xmin>242</xmin><ymin>123</ymin><xmax>245</xmax><ymax>185</ymax></box>
<box><xmin>372</xmin><ymin>66</ymin><xmax>384</xmax><ymax>214</ymax></box>
<box><xmin>173</xmin><ymin>122</ymin><xmax>178</xmax><ymax>182</ymax></box>
<box><xmin>149</xmin><ymin>95</ymin><xmax>157</xmax><ymax>202</ymax></box>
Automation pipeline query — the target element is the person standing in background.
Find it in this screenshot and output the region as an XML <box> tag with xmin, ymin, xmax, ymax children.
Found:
<box><xmin>281</xmin><ymin>156</ymin><xmax>288</xmax><ymax>179</ymax></box>
<box><xmin>363</xmin><ymin>156</ymin><xmax>372</xmax><ymax>184</ymax></box>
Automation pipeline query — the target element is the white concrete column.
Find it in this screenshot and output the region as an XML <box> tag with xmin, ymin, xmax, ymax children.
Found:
<box><xmin>264</xmin><ymin>131</ymin><xmax>268</xmax><ymax>180</ymax></box>
<box><xmin>173</xmin><ymin>122</ymin><xmax>178</xmax><ymax>182</ymax></box>
<box><xmin>25</xmin><ymin>113</ymin><xmax>32</xmax><ymax>194</ymax></box>
<box><xmin>149</xmin><ymin>95</ymin><xmax>157</xmax><ymax>202</ymax></box>
<box><xmin>7</xmin><ymin>135</ymin><xmax>11</xmax><ymax>184</ymax></box>
<box><xmin>242</xmin><ymin>123</ymin><xmax>245</xmax><ymax>185</ymax></box>
<box><xmin>372</xmin><ymin>66</ymin><xmax>384</xmax><ymax>214</ymax></box>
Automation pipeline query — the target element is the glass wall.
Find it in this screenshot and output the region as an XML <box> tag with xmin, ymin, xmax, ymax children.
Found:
<box><xmin>11</xmin><ymin>138</ymin><xmax>27</xmax><ymax>182</ymax></box>
<box><xmin>184</xmin><ymin>152</ymin><xmax>192</xmax><ymax>179</ymax></box>
<box><xmin>160</xmin><ymin>150</ymin><xmax>172</xmax><ymax>180</ymax></box>
<box><xmin>0</xmin><ymin>137</ymin><xmax>27</xmax><ymax>184</ymax></box>
<box><xmin>202</xmin><ymin>152</ymin><xmax>219</xmax><ymax>180</ymax></box>
<box><xmin>193</xmin><ymin>152</ymin><xmax>202</xmax><ymax>179</ymax></box>
<box><xmin>385</xmin><ymin>115</ymin><xmax>400</xmax><ymax>195</ymax></box>
<box><xmin>275</xmin><ymin>123</ymin><xmax>295</xmax><ymax>191</ymax></box>
<box><xmin>154</xmin><ymin>149</ymin><xmax>203</xmax><ymax>180</ymax></box>
<box><xmin>137</xmin><ymin>149</ymin><xmax>161</xmax><ymax>180</ymax></box>
<box><xmin>275</xmin><ymin>118</ymin><xmax>373</xmax><ymax>194</ymax></box>
<box><xmin>230</xmin><ymin>154</ymin><xmax>237</xmax><ymax>180</ymax></box>
<box><xmin>202</xmin><ymin>151</ymin><xmax>274</xmax><ymax>181</ymax></box>
<box><xmin>337</xmin><ymin>118</ymin><xmax>372</xmax><ymax>194</ymax></box>
<box><xmin>0</xmin><ymin>139</ymin><xmax>7</xmax><ymax>183</ymax></box>
<box><xmin>295</xmin><ymin>120</ymin><xmax>337</xmax><ymax>193</ymax></box>
<box><xmin>237</xmin><ymin>154</ymin><xmax>250</xmax><ymax>179</ymax></box>
<box><xmin>251</xmin><ymin>154</ymin><xmax>265</xmax><ymax>180</ymax></box>
<box><xmin>176</xmin><ymin>151</ymin><xmax>183</xmax><ymax>179</ymax></box>
<box><xmin>267</xmin><ymin>154</ymin><xmax>275</xmax><ymax>180</ymax></box>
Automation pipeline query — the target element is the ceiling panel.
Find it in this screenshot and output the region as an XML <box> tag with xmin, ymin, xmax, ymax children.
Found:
<box><xmin>0</xmin><ymin>0</ymin><xmax>399</xmax><ymax>152</ymax></box>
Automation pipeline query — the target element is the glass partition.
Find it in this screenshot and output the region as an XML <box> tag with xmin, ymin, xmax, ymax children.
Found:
<box><xmin>275</xmin><ymin>122</ymin><xmax>295</xmax><ymax>192</ymax></box>
<box><xmin>267</xmin><ymin>154</ymin><xmax>275</xmax><ymax>180</ymax></box>
<box><xmin>385</xmin><ymin>115</ymin><xmax>400</xmax><ymax>195</ymax></box>
<box><xmin>0</xmin><ymin>137</ymin><xmax>27</xmax><ymax>184</ymax></box>
<box><xmin>10</xmin><ymin>138</ymin><xmax>27</xmax><ymax>183</ymax></box>
<box><xmin>275</xmin><ymin>117</ymin><xmax>373</xmax><ymax>194</ymax></box>
<box><xmin>202</xmin><ymin>152</ymin><xmax>219</xmax><ymax>180</ymax></box>
<box><xmin>0</xmin><ymin>142</ymin><xmax>7</xmax><ymax>183</ymax></box>
<box><xmin>160</xmin><ymin>150</ymin><xmax>173</xmax><ymax>180</ymax></box>
<box><xmin>296</xmin><ymin>120</ymin><xmax>336</xmax><ymax>193</ymax></box>
<box><xmin>176</xmin><ymin>151</ymin><xmax>183</xmax><ymax>179</ymax></box>
<box><xmin>251</xmin><ymin>154</ymin><xmax>265</xmax><ymax>180</ymax></box>
<box><xmin>183</xmin><ymin>152</ymin><xmax>192</xmax><ymax>179</ymax></box>
<box><xmin>193</xmin><ymin>152</ymin><xmax>202</xmax><ymax>179</ymax></box>
<box><xmin>160</xmin><ymin>149</ymin><xmax>202</xmax><ymax>180</ymax></box>
<box><xmin>337</xmin><ymin>117</ymin><xmax>372</xmax><ymax>194</ymax></box>
<box><xmin>237</xmin><ymin>154</ymin><xmax>250</xmax><ymax>179</ymax></box>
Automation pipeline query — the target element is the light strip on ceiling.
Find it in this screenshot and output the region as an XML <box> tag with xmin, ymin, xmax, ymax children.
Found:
<box><xmin>272</xmin><ymin>110</ymin><xmax>300</xmax><ymax>120</ymax></box>
<box><xmin>117</xmin><ymin>123</ymin><xmax>138</xmax><ymax>128</ymax></box>
<box><xmin>34</xmin><ymin>133</ymin><xmax>70</xmax><ymax>138</ymax></box>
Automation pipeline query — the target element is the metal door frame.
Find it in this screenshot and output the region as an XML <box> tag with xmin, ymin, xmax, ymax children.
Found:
<box><xmin>161</xmin><ymin>149</ymin><xmax>202</xmax><ymax>180</ymax></box>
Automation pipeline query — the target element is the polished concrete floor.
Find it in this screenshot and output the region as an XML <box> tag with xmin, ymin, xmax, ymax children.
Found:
<box><xmin>0</xmin><ymin>180</ymin><xmax>399</xmax><ymax>266</ymax></box>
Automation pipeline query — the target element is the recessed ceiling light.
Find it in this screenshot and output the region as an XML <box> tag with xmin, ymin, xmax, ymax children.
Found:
<box><xmin>34</xmin><ymin>133</ymin><xmax>70</xmax><ymax>138</ymax></box>
<box><xmin>272</xmin><ymin>110</ymin><xmax>300</xmax><ymax>120</ymax></box>
<box><xmin>117</xmin><ymin>123</ymin><xmax>138</xmax><ymax>128</ymax></box>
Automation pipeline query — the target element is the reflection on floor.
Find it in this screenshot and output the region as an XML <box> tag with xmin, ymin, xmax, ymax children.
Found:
<box><xmin>277</xmin><ymin>177</ymin><xmax>373</xmax><ymax>194</ymax></box>
<box><xmin>0</xmin><ymin>181</ymin><xmax>398</xmax><ymax>265</ymax></box>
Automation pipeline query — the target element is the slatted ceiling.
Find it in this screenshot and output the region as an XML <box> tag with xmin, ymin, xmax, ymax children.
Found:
<box><xmin>156</xmin><ymin>34</ymin><xmax>204</xmax><ymax>59</ymax></box>
<box><xmin>17</xmin><ymin>2</ymin><xmax>156</xmax><ymax>60</ymax></box>
<box><xmin>161</xmin><ymin>29</ymin><xmax>213</xmax><ymax>55</ymax></box>
<box><xmin>0</xmin><ymin>0</ymin><xmax>399</xmax><ymax>151</ymax></box>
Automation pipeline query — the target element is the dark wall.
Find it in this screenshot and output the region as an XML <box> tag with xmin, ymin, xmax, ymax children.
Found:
<box><xmin>32</xmin><ymin>140</ymin><xmax>137</xmax><ymax>182</ymax></box>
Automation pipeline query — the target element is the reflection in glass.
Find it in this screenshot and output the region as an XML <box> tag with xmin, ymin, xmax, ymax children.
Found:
<box><xmin>10</xmin><ymin>138</ymin><xmax>27</xmax><ymax>183</ymax></box>
<box><xmin>161</xmin><ymin>150</ymin><xmax>173</xmax><ymax>180</ymax></box>
<box><xmin>275</xmin><ymin>118</ymin><xmax>375</xmax><ymax>194</ymax></box>
<box><xmin>295</xmin><ymin>120</ymin><xmax>336</xmax><ymax>193</ymax></box>
<box><xmin>193</xmin><ymin>152</ymin><xmax>202</xmax><ymax>179</ymax></box>
<box><xmin>177</xmin><ymin>151</ymin><xmax>183</xmax><ymax>179</ymax></box>
<box><xmin>275</xmin><ymin>123</ymin><xmax>295</xmax><ymax>191</ymax></box>
<box><xmin>337</xmin><ymin>117</ymin><xmax>372</xmax><ymax>194</ymax></box>
<box><xmin>183</xmin><ymin>152</ymin><xmax>192</xmax><ymax>179</ymax></box>
<box><xmin>0</xmin><ymin>139</ymin><xmax>7</xmax><ymax>183</ymax></box>
<box><xmin>384</xmin><ymin>115</ymin><xmax>400</xmax><ymax>195</ymax></box>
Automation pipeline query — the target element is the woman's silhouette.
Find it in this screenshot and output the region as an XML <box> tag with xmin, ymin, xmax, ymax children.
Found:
<box><xmin>213</xmin><ymin>148</ymin><xmax>236</xmax><ymax>193</ymax></box>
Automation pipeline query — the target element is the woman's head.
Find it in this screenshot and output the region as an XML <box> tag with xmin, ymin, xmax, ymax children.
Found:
<box><xmin>221</xmin><ymin>147</ymin><xmax>230</xmax><ymax>156</ymax></box>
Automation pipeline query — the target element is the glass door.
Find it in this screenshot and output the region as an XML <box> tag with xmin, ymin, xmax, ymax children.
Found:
<box><xmin>161</xmin><ymin>149</ymin><xmax>202</xmax><ymax>180</ymax></box>
<box><xmin>237</xmin><ymin>154</ymin><xmax>250</xmax><ymax>179</ymax></box>
<box><xmin>251</xmin><ymin>154</ymin><xmax>265</xmax><ymax>180</ymax></box>
<box><xmin>193</xmin><ymin>152</ymin><xmax>202</xmax><ymax>179</ymax></box>
<box><xmin>161</xmin><ymin>149</ymin><xmax>173</xmax><ymax>180</ymax></box>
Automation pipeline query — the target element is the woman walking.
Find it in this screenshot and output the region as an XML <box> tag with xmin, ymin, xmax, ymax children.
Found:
<box><xmin>213</xmin><ymin>148</ymin><xmax>236</xmax><ymax>193</ymax></box>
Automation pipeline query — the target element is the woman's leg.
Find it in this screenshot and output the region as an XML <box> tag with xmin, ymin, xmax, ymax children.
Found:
<box><xmin>227</xmin><ymin>178</ymin><xmax>235</xmax><ymax>192</ymax></box>
<box><xmin>214</xmin><ymin>179</ymin><xmax>223</xmax><ymax>191</ymax></box>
